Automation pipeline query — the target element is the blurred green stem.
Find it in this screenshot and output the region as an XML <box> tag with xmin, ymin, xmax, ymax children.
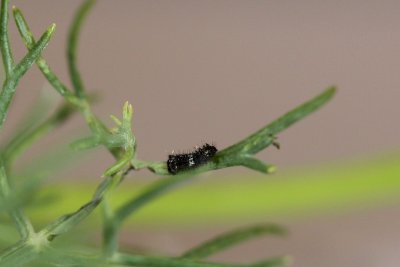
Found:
<box><xmin>0</xmin><ymin>0</ymin><xmax>55</xmax><ymax>130</ymax></box>
<box><xmin>0</xmin><ymin>159</ymin><xmax>34</xmax><ymax>239</ymax></box>
<box><xmin>0</xmin><ymin>0</ymin><xmax>13</xmax><ymax>76</ymax></box>
<box><xmin>2</xmin><ymin>103</ymin><xmax>76</xmax><ymax>171</ymax></box>
<box><xmin>110</xmin><ymin>253</ymin><xmax>288</xmax><ymax>267</ymax></box>
<box><xmin>67</xmin><ymin>0</ymin><xmax>96</xmax><ymax>98</ymax></box>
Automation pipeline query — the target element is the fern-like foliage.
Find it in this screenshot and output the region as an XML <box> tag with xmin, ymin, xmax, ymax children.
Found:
<box><xmin>0</xmin><ymin>1</ymin><xmax>336</xmax><ymax>266</ymax></box>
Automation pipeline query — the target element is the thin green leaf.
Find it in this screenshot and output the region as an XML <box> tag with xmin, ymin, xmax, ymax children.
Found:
<box><xmin>67</xmin><ymin>0</ymin><xmax>96</xmax><ymax>98</ymax></box>
<box><xmin>0</xmin><ymin>23</ymin><xmax>55</xmax><ymax>129</ymax></box>
<box><xmin>0</xmin><ymin>0</ymin><xmax>13</xmax><ymax>76</ymax></box>
<box><xmin>102</xmin><ymin>196</ymin><xmax>119</xmax><ymax>257</ymax></box>
<box><xmin>70</xmin><ymin>136</ymin><xmax>101</xmax><ymax>150</ymax></box>
<box><xmin>3</xmin><ymin>102</ymin><xmax>75</xmax><ymax>169</ymax></box>
<box><xmin>182</xmin><ymin>224</ymin><xmax>287</xmax><ymax>260</ymax></box>
<box><xmin>4</xmin><ymin>88</ymin><xmax>58</xmax><ymax>139</ymax></box>
<box><xmin>0</xmin><ymin>240</ymin><xmax>39</xmax><ymax>267</ymax></box>
<box><xmin>38</xmin><ymin>249</ymin><xmax>103</xmax><ymax>267</ymax></box>
<box><xmin>0</xmin><ymin>160</ymin><xmax>34</xmax><ymax>239</ymax></box>
<box><xmin>250</xmin><ymin>256</ymin><xmax>291</xmax><ymax>267</ymax></box>
<box><xmin>13</xmin><ymin>5</ymin><xmax>122</xmax><ymax>162</ymax></box>
<box><xmin>103</xmin><ymin>149</ymin><xmax>133</xmax><ymax>177</ymax></box>
<box><xmin>111</xmin><ymin>252</ymin><xmax>261</xmax><ymax>267</ymax></box>
<box><xmin>236</xmin><ymin>156</ymin><xmax>276</xmax><ymax>174</ymax></box>
<box><xmin>115</xmin><ymin>170</ymin><xmax>201</xmax><ymax>223</ymax></box>
<box><xmin>12</xmin><ymin>6</ymin><xmax>74</xmax><ymax>99</ymax></box>
<box><xmin>220</xmin><ymin>87</ymin><xmax>336</xmax><ymax>156</ymax></box>
<box><xmin>40</xmin><ymin>170</ymin><xmax>122</xmax><ymax>242</ymax></box>
<box><xmin>133</xmin><ymin>88</ymin><xmax>335</xmax><ymax>176</ymax></box>
<box><xmin>41</xmin><ymin>198</ymin><xmax>101</xmax><ymax>241</ymax></box>
<box><xmin>12</xmin><ymin>23</ymin><xmax>55</xmax><ymax>80</ymax></box>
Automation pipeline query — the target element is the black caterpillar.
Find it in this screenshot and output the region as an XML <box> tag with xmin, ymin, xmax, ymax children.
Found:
<box><xmin>167</xmin><ymin>143</ymin><xmax>218</xmax><ymax>175</ymax></box>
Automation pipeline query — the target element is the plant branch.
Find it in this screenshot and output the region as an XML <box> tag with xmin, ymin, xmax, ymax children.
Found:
<box><xmin>13</xmin><ymin>6</ymin><xmax>122</xmax><ymax>158</ymax></box>
<box><xmin>102</xmin><ymin>196</ymin><xmax>119</xmax><ymax>257</ymax></box>
<box><xmin>110</xmin><ymin>253</ymin><xmax>289</xmax><ymax>267</ymax></box>
<box><xmin>0</xmin><ymin>0</ymin><xmax>13</xmax><ymax>76</ymax></box>
<box><xmin>218</xmin><ymin>87</ymin><xmax>336</xmax><ymax>156</ymax></box>
<box><xmin>2</xmin><ymin>102</ymin><xmax>76</xmax><ymax>170</ymax></box>
<box><xmin>0</xmin><ymin>23</ymin><xmax>55</xmax><ymax>130</ymax></box>
<box><xmin>3</xmin><ymin>1</ymin><xmax>336</xmax><ymax>266</ymax></box>
<box><xmin>181</xmin><ymin>224</ymin><xmax>287</xmax><ymax>260</ymax></box>
<box><xmin>12</xmin><ymin>4</ymin><xmax>132</xmax><ymax>260</ymax></box>
<box><xmin>67</xmin><ymin>0</ymin><xmax>96</xmax><ymax>98</ymax></box>
<box><xmin>0</xmin><ymin>159</ymin><xmax>34</xmax><ymax>239</ymax></box>
<box><xmin>131</xmin><ymin>87</ymin><xmax>336</xmax><ymax>176</ymax></box>
<box><xmin>111</xmin><ymin>88</ymin><xmax>336</xmax><ymax>251</ymax></box>
<box><xmin>12</xmin><ymin>6</ymin><xmax>74</xmax><ymax>99</ymax></box>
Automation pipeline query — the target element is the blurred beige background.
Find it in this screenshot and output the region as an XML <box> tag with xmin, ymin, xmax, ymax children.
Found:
<box><xmin>2</xmin><ymin>1</ymin><xmax>400</xmax><ymax>266</ymax></box>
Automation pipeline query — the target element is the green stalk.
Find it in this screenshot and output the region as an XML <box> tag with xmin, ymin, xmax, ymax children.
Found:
<box><xmin>0</xmin><ymin>23</ymin><xmax>55</xmax><ymax>129</ymax></box>
<box><xmin>110</xmin><ymin>253</ymin><xmax>288</xmax><ymax>267</ymax></box>
<box><xmin>181</xmin><ymin>224</ymin><xmax>287</xmax><ymax>260</ymax></box>
<box><xmin>0</xmin><ymin>160</ymin><xmax>34</xmax><ymax>239</ymax></box>
<box><xmin>67</xmin><ymin>0</ymin><xmax>96</xmax><ymax>98</ymax></box>
<box><xmin>3</xmin><ymin>103</ymin><xmax>75</xmax><ymax>170</ymax></box>
<box><xmin>0</xmin><ymin>0</ymin><xmax>13</xmax><ymax>76</ymax></box>
<box><xmin>12</xmin><ymin>6</ymin><xmax>73</xmax><ymax>99</ymax></box>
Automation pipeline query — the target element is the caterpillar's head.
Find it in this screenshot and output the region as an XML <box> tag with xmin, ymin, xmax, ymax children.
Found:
<box><xmin>201</xmin><ymin>143</ymin><xmax>218</xmax><ymax>157</ymax></box>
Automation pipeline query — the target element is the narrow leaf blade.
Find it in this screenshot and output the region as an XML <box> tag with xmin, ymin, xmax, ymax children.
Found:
<box><xmin>182</xmin><ymin>224</ymin><xmax>287</xmax><ymax>260</ymax></box>
<box><xmin>221</xmin><ymin>87</ymin><xmax>336</xmax><ymax>156</ymax></box>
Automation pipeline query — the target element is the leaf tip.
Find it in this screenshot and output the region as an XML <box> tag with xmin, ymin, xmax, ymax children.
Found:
<box><xmin>267</xmin><ymin>165</ymin><xmax>277</xmax><ymax>173</ymax></box>
<box><xmin>324</xmin><ymin>86</ymin><xmax>337</xmax><ymax>98</ymax></box>
<box><xmin>282</xmin><ymin>255</ymin><xmax>293</xmax><ymax>266</ymax></box>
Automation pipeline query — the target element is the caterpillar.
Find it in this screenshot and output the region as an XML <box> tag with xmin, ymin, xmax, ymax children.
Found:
<box><xmin>167</xmin><ymin>143</ymin><xmax>218</xmax><ymax>175</ymax></box>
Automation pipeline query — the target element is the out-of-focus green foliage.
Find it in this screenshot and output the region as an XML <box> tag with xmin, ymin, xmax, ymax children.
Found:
<box><xmin>0</xmin><ymin>0</ymin><xmax>341</xmax><ymax>266</ymax></box>
<box><xmin>26</xmin><ymin>153</ymin><xmax>400</xmax><ymax>227</ymax></box>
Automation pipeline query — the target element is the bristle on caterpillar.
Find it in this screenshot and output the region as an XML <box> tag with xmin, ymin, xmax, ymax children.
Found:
<box><xmin>167</xmin><ymin>143</ymin><xmax>218</xmax><ymax>175</ymax></box>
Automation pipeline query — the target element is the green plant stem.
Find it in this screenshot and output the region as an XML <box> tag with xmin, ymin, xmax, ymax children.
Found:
<box><xmin>67</xmin><ymin>0</ymin><xmax>96</xmax><ymax>98</ymax></box>
<box><xmin>0</xmin><ymin>23</ymin><xmax>55</xmax><ymax>130</ymax></box>
<box><xmin>181</xmin><ymin>224</ymin><xmax>287</xmax><ymax>260</ymax></box>
<box><xmin>102</xmin><ymin>195</ymin><xmax>119</xmax><ymax>257</ymax></box>
<box><xmin>13</xmin><ymin>4</ymin><xmax>127</xmax><ymax>259</ymax></box>
<box><xmin>0</xmin><ymin>240</ymin><xmax>38</xmax><ymax>267</ymax></box>
<box><xmin>219</xmin><ymin>87</ymin><xmax>336</xmax><ymax>156</ymax></box>
<box><xmin>2</xmin><ymin>103</ymin><xmax>76</xmax><ymax>170</ymax></box>
<box><xmin>0</xmin><ymin>0</ymin><xmax>13</xmax><ymax>76</ymax></box>
<box><xmin>0</xmin><ymin>160</ymin><xmax>34</xmax><ymax>239</ymax></box>
<box><xmin>6</xmin><ymin>2</ymin><xmax>336</xmax><ymax>266</ymax></box>
<box><xmin>0</xmin><ymin>172</ymin><xmax>123</xmax><ymax>265</ymax></box>
<box><xmin>115</xmin><ymin>171</ymin><xmax>200</xmax><ymax>223</ymax></box>
<box><xmin>13</xmin><ymin>6</ymin><xmax>121</xmax><ymax>159</ymax></box>
<box><xmin>131</xmin><ymin>88</ymin><xmax>336</xmax><ymax>176</ymax></box>
<box><xmin>12</xmin><ymin>6</ymin><xmax>73</xmax><ymax>99</ymax></box>
<box><xmin>110</xmin><ymin>253</ymin><xmax>288</xmax><ymax>267</ymax></box>
<box><xmin>111</xmin><ymin>253</ymin><xmax>234</xmax><ymax>267</ymax></box>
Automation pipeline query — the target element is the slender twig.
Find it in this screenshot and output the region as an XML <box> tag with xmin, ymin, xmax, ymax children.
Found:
<box><xmin>0</xmin><ymin>0</ymin><xmax>13</xmax><ymax>76</ymax></box>
<box><xmin>12</xmin><ymin>6</ymin><xmax>74</xmax><ymax>99</ymax></box>
<box><xmin>0</xmin><ymin>159</ymin><xmax>34</xmax><ymax>239</ymax></box>
<box><xmin>12</xmin><ymin>4</ymin><xmax>127</xmax><ymax>259</ymax></box>
<box><xmin>67</xmin><ymin>0</ymin><xmax>96</xmax><ymax>98</ymax></box>
<box><xmin>102</xmin><ymin>196</ymin><xmax>119</xmax><ymax>256</ymax></box>
<box><xmin>110</xmin><ymin>253</ymin><xmax>289</xmax><ymax>267</ymax></box>
<box><xmin>181</xmin><ymin>224</ymin><xmax>287</xmax><ymax>260</ymax></box>
<box><xmin>3</xmin><ymin>102</ymin><xmax>76</xmax><ymax>170</ymax></box>
<box><xmin>130</xmin><ymin>87</ymin><xmax>336</xmax><ymax>176</ymax></box>
<box><xmin>1</xmin><ymin>1</ymin><xmax>336</xmax><ymax>266</ymax></box>
<box><xmin>13</xmin><ymin>5</ymin><xmax>121</xmax><ymax>157</ymax></box>
<box><xmin>0</xmin><ymin>23</ymin><xmax>55</xmax><ymax>130</ymax></box>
